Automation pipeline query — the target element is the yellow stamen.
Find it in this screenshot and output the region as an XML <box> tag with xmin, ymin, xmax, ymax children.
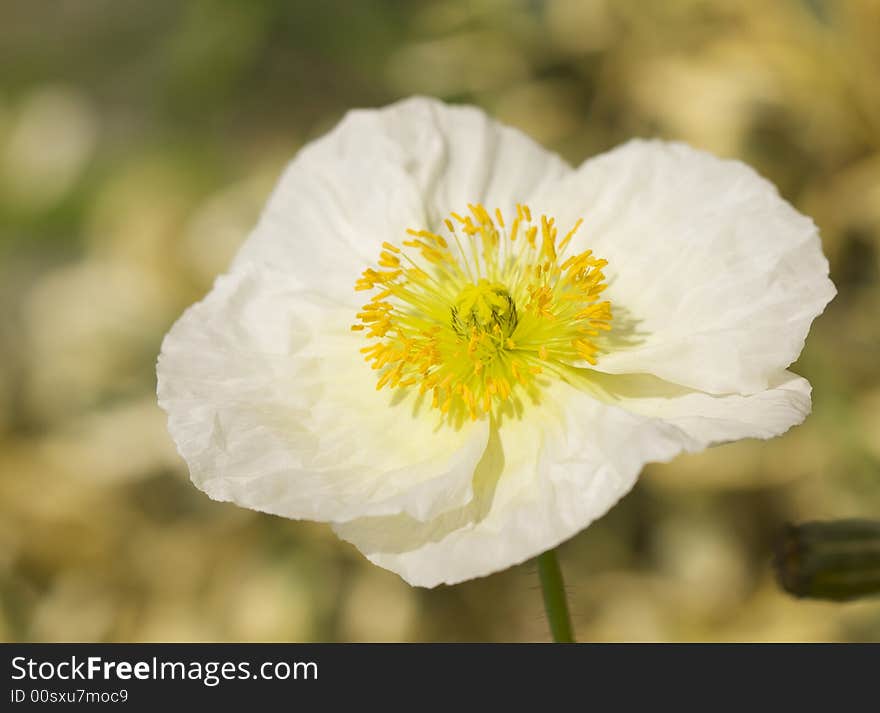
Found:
<box><xmin>353</xmin><ymin>205</ymin><xmax>613</xmax><ymax>422</ymax></box>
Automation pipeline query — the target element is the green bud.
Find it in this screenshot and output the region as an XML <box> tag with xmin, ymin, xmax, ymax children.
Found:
<box><xmin>775</xmin><ymin>519</ymin><xmax>880</xmax><ymax>601</ymax></box>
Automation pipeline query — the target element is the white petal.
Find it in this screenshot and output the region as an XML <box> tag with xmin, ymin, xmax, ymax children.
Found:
<box><xmin>533</xmin><ymin>140</ymin><xmax>835</xmax><ymax>394</ymax></box>
<box><xmin>157</xmin><ymin>264</ymin><xmax>489</xmax><ymax>523</ymax></box>
<box><xmin>333</xmin><ymin>380</ymin><xmax>687</xmax><ymax>587</ymax></box>
<box><xmin>587</xmin><ymin>370</ymin><xmax>812</xmax><ymax>447</ymax></box>
<box><xmin>233</xmin><ymin>96</ymin><xmax>570</xmax><ymax>302</ymax></box>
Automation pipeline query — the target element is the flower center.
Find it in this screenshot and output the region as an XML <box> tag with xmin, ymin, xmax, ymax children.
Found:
<box><xmin>352</xmin><ymin>203</ymin><xmax>612</xmax><ymax>422</ymax></box>
<box><xmin>451</xmin><ymin>280</ymin><xmax>517</xmax><ymax>339</ymax></box>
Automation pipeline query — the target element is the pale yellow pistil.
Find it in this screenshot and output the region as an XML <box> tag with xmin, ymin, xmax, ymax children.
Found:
<box><xmin>352</xmin><ymin>203</ymin><xmax>613</xmax><ymax>422</ymax></box>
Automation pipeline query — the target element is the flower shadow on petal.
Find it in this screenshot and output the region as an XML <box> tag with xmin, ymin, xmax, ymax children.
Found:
<box><xmin>597</xmin><ymin>301</ymin><xmax>647</xmax><ymax>352</ymax></box>
<box><xmin>334</xmin><ymin>424</ymin><xmax>507</xmax><ymax>555</ymax></box>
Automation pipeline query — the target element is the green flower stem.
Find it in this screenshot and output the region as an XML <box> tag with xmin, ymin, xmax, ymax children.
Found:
<box><xmin>537</xmin><ymin>549</ymin><xmax>575</xmax><ymax>643</ymax></box>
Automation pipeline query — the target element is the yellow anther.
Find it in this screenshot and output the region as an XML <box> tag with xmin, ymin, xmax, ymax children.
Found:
<box><xmin>558</xmin><ymin>218</ymin><xmax>583</xmax><ymax>253</ymax></box>
<box><xmin>526</xmin><ymin>225</ymin><xmax>537</xmax><ymax>247</ymax></box>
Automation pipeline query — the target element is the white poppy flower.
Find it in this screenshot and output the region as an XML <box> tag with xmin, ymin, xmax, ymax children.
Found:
<box><xmin>157</xmin><ymin>97</ymin><xmax>835</xmax><ymax>587</ymax></box>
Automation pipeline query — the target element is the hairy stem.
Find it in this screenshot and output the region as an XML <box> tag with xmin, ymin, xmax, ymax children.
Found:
<box><xmin>537</xmin><ymin>548</ymin><xmax>575</xmax><ymax>643</ymax></box>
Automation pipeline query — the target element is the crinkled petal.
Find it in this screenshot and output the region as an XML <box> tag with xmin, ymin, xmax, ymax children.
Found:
<box><xmin>232</xmin><ymin>96</ymin><xmax>571</xmax><ymax>303</ymax></box>
<box><xmin>157</xmin><ymin>264</ymin><xmax>489</xmax><ymax>523</ymax></box>
<box><xmin>532</xmin><ymin>140</ymin><xmax>835</xmax><ymax>394</ymax></box>
<box><xmin>587</xmin><ymin>370</ymin><xmax>812</xmax><ymax>447</ymax></box>
<box><xmin>333</xmin><ymin>380</ymin><xmax>688</xmax><ymax>587</ymax></box>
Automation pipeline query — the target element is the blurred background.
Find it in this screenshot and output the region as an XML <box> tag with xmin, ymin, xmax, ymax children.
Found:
<box><xmin>1</xmin><ymin>0</ymin><xmax>879</xmax><ymax>642</ymax></box>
